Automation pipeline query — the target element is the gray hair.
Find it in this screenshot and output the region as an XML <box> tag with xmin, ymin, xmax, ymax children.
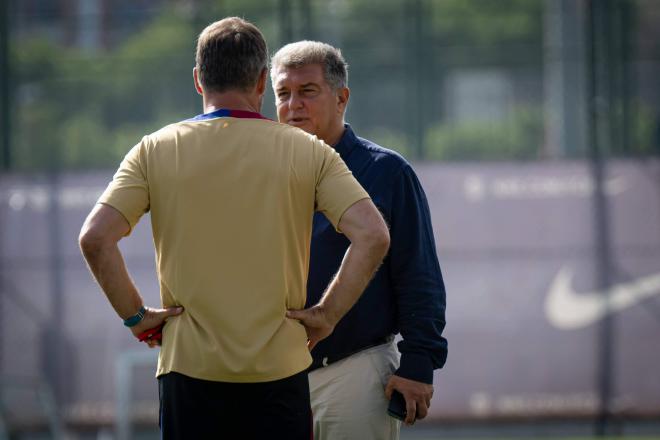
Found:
<box><xmin>270</xmin><ymin>41</ymin><xmax>348</xmax><ymax>90</ymax></box>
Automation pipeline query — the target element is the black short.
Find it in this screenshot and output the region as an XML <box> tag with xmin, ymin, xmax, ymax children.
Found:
<box><xmin>158</xmin><ymin>369</ymin><xmax>312</xmax><ymax>440</ymax></box>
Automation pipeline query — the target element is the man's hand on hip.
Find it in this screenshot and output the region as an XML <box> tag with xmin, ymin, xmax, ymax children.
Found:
<box><xmin>286</xmin><ymin>305</ymin><xmax>335</xmax><ymax>350</ymax></box>
<box><xmin>129</xmin><ymin>306</ymin><xmax>184</xmax><ymax>347</ymax></box>
<box><xmin>385</xmin><ymin>375</ymin><xmax>434</xmax><ymax>425</ymax></box>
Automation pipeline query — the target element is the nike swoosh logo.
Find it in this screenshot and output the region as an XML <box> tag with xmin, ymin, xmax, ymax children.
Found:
<box><xmin>544</xmin><ymin>267</ymin><xmax>660</xmax><ymax>330</ymax></box>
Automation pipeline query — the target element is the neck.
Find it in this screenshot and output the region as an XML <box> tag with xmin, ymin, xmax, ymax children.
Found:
<box><xmin>325</xmin><ymin>122</ymin><xmax>346</xmax><ymax>147</ymax></box>
<box><xmin>202</xmin><ymin>89</ymin><xmax>262</xmax><ymax>114</ymax></box>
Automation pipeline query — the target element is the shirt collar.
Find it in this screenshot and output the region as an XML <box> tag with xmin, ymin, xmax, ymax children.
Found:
<box><xmin>332</xmin><ymin>124</ymin><xmax>358</xmax><ymax>159</ymax></box>
<box><xmin>187</xmin><ymin>108</ymin><xmax>270</xmax><ymax>121</ymax></box>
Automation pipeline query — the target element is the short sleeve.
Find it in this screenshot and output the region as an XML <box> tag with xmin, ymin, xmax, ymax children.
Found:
<box><xmin>97</xmin><ymin>137</ymin><xmax>150</xmax><ymax>234</ymax></box>
<box><xmin>313</xmin><ymin>139</ymin><xmax>370</xmax><ymax>231</ymax></box>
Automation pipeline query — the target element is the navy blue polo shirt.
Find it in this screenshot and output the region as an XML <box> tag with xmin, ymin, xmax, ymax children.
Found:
<box><xmin>307</xmin><ymin>125</ymin><xmax>448</xmax><ymax>384</ymax></box>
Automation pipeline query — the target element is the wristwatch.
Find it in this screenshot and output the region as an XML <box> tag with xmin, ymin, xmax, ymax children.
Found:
<box><xmin>123</xmin><ymin>305</ymin><xmax>147</xmax><ymax>327</ymax></box>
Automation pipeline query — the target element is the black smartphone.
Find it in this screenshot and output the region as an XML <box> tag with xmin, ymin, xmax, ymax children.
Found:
<box><xmin>387</xmin><ymin>390</ymin><xmax>407</xmax><ymax>421</ymax></box>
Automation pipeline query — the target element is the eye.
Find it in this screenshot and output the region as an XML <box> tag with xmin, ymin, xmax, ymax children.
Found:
<box><xmin>277</xmin><ymin>91</ymin><xmax>290</xmax><ymax>100</ymax></box>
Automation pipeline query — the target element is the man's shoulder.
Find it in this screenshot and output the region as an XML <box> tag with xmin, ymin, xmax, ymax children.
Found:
<box><xmin>354</xmin><ymin>135</ymin><xmax>411</xmax><ymax>174</ymax></box>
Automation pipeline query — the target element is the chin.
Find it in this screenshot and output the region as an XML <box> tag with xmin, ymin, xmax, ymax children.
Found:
<box><xmin>291</xmin><ymin>122</ymin><xmax>312</xmax><ymax>132</ymax></box>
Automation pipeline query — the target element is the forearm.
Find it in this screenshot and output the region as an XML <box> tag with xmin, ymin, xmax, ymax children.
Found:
<box><xmin>395</xmin><ymin>284</ymin><xmax>447</xmax><ymax>381</ymax></box>
<box><xmin>289</xmin><ymin>198</ymin><xmax>389</xmax><ymax>348</ymax></box>
<box><xmin>393</xmin><ymin>272</ymin><xmax>448</xmax><ymax>377</ymax></box>
<box><xmin>319</xmin><ymin>239</ymin><xmax>387</xmax><ymax>325</ymax></box>
<box><xmin>81</xmin><ymin>241</ymin><xmax>143</xmax><ymax>319</ymax></box>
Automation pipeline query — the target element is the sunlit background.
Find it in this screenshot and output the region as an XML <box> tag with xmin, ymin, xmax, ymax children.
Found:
<box><xmin>1</xmin><ymin>0</ymin><xmax>659</xmax><ymax>439</ymax></box>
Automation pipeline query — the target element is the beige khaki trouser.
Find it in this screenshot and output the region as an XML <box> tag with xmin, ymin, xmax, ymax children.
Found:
<box><xmin>309</xmin><ymin>341</ymin><xmax>401</xmax><ymax>440</ymax></box>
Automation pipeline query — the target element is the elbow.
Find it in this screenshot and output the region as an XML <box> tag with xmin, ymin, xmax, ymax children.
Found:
<box><xmin>370</xmin><ymin>223</ymin><xmax>390</xmax><ymax>259</ymax></box>
<box><xmin>78</xmin><ymin>225</ymin><xmax>106</xmax><ymax>259</ymax></box>
<box><xmin>378</xmin><ymin>226</ymin><xmax>391</xmax><ymax>257</ymax></box>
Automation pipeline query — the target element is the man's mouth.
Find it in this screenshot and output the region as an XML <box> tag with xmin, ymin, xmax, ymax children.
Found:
<box><xmin>288</xmin><ymin>117</ymin><xmax>308</xmax><ymax>125</ymax></box>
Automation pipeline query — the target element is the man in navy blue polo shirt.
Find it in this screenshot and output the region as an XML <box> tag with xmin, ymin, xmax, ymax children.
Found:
<box><xmin>272</xmin><ymin>41</ymin><xmax>448</xmax><ymax>439</ymax></box>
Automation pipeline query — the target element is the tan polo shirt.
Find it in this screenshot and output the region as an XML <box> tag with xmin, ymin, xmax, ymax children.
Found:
<box><xmin>98</xmin><ymin>111</ymin><xmax>369</xmax><ymax>383</ymax></box>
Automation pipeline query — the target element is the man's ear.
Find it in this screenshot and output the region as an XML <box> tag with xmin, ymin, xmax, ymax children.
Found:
<box><xmin>193</xmin><ymin>67</ymin><xmax>203</xmax><ymax>95</ymax></box>
<box><xmin>337</xmin><ymin>87</ymin><xmax>350</xmax><ymax>114</ymax></box>
<box><xmin>256</xmin><ymin>68</ymin><xmax>268</xmax><ymax>96</ymax></box>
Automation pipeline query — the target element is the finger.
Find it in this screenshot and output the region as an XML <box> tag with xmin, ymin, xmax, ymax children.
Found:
<box><xmin>286</xmin><ymin>309</ymin><xmax>306</xmax><ymax>321</ymax></box>
<box><xmin>159</xmin><ymin>306</ymin><xmax>184</xmax><ymax>319</ymax></box>
<box><xmin>416</xmin><ymin>400</ymin><xmax>428</xmax><ymax>419</ymax></box>
<box><xmin>404</xmin><ymin>399</ymin><xmax>417</xmax><ymax>425</ymax></box>
<box><xmin>384</xmin><ymin>379</ymin><xmax>394</xmax><ymax>400</ymax></box>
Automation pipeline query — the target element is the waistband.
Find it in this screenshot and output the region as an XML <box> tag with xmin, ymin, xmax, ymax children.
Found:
<box><xmin>308</xmin><ymin>335</ymin><xmax>395</xmax><ymax>372</ymax></box>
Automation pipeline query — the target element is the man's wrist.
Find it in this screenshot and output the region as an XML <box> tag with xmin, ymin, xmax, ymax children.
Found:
<box><xmin>123</xmin><ymin>305</ymin><xmax>146</xmax><ymax>327</ymax></box>
<box><xmin>396</xmin><ymin>352</ymin><xmax>434</xmax><ymax>384</ymax></box>
<box><xmin>316</xmin><ymin>301</ymin><xmax>342</xmax><ymax>327</ymax></box>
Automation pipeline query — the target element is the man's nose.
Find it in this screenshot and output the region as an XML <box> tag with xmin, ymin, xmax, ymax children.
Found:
<box><xmin>289</xmin><ymin>93</ymin><xmax>304</xmax><ymax>110</ymax></box>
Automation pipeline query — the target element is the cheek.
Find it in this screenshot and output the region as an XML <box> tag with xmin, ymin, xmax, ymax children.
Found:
<box><xmin>276</xmin><ymin>104</ymin><xmax>288</xmax><ymax>120</ymax></box>
<box><xmin>306</xmin><ymin>104</ymin><xmax>324</xmax><ymax>126</ymax></box>
<box><xmin>323</xmin><ymin>103</ymin><xmax>338</xmax><ymax>125</ymax></box>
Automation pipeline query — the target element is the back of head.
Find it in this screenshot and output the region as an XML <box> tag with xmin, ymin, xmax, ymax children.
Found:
<box><xmin>270</xmin><ymin>40</ymin><xmax>348</xmax><ymax>91</ymax></box>
<box><xmin>196</xmin><ymin>17</ymin><xmax>268</xmax><ymax>93</ymax></box>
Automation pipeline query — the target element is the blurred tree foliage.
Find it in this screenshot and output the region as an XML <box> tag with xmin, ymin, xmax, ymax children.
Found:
<box><xmin>330</xmin><ymin>0</ymin><xmax>545</xmax><ymax>160</ymax></box>
<box><xmin>8</xmin><ymin>0</ymin><xmax>655</xmax><ymax>169</ymax></box>
<box><xmin>425</xmin><ymin>107</ymin><xmax>543</xmax><ymax>161</ymax></box>
<box><xmin>9</xmin><ymin>0</ymin><xmax>547</xmax><ymax>169</ymax></box>
<box><xmin>13</xmin><ymin>8</ymin><xmax>198</xmax><ymax>170</ymax></box>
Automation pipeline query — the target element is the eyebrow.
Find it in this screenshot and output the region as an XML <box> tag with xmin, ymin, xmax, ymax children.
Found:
<box><xmin>276</xmin><ymin>82</ymin><xmax>321</xmax><ymax>92</ymax></box>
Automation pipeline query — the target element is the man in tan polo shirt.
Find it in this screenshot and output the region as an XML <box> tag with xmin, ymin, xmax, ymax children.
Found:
<box><xmin>78</xmin><ymin>17</ymin><xmax>389</xmax><ymax>439</ymax></box>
